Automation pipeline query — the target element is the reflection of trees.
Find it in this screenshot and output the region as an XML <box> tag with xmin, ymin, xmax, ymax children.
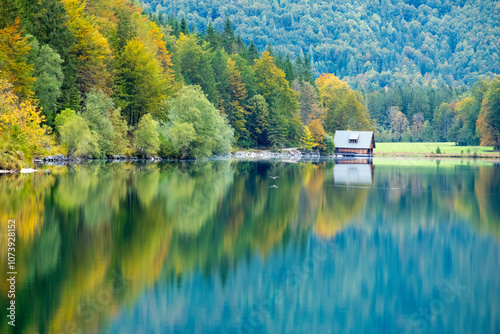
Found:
<box><xmin>313</xmin><ymin>185</ymin><xmax>369</xmax><ymax>238</ymax></box>
<box><xmin>0</xmin><ymin>173</ymin><xmax>54</xmax><ymax>240</ymax></box>
<box><xmin>1</xmin><ymin>161</ymin><xmax>499</xmax><ymax>333</ymax></box>
<box><xmin>366</xmin><ymin>165</ymin><xmax>500</xmax><ymax>240</ymax></box>
<box><xmin>159</xmin><ymin>161</ymin><xmax>234</xmax><ymax>235</ymax></box>
<box><xmin>473</xmin><ymin>166</ymin><xmax>500</xmax><ymax>239</ymax></box>
<box><xmin>298</xmin><ymin>162</ymin><xmax>369</xmax><ymax>238</ymax></box>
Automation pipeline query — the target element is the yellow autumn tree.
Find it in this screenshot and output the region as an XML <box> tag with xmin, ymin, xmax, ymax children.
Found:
<box><xmin>149</xmin><ymin>21</ymin><xmax>175</xmax><ymax>94</ymax></box>
<box><xmin>301</xmin><ymin>125</ymin><xmax>316</xmax><ymax>150</ymax></box>
<box><xmin>316</xmin><ymin>73</ymin><xmax>371</xmax><ymax>133</ymax></box>
<box><xmin>62</xmin><ymin>0</ymin><xmax>112</xmax><ymax>95</ymax></box>
<box><xmin>253</xmin><ymin>51</ymin><xmax>301</xmax><ymax>144</ymax></box>
<box><xmin>0</xmin><ymin>17</ymin><xmax>35</xmax><ymax>98</ymax></box>
<box><xmin>308</xmin><ymin>118</ymin><xmax>327</xmax><ymax>151</ymax></box>
<box><xmin>253</xmin><ymin>51</ymin><xmax>299</xmax><ymax>112</ymax></box>
<box><xmin>0</xmin><ymin>78</ymin><xmax>49</xmax><ymax>169</ymax></box>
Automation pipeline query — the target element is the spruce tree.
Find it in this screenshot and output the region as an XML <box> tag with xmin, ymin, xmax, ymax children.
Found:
<box><xmin>205</xmin><ymin>22</ymin><xmax>218</xmax><ymax>49</ymax></box>
<box><xmin>180</xmin><ymin>16</ymin><xmax>189</xmax><ymax>35</ymax></box>
<box><xmin>247</xmin><ymin>40</ymin><xmax>259</xmax><ymax>64</ymax></box>
<box><xmin>284</xmin><ymin>54</ymin><xmax>295</xmax><ymax>83</ymax></box>
<box><xmin>212</xmin><ymin>49</ymin><xmax>231</xmax><ymax>114</ymax></box>
<box><xmin>223</xmin><ymin>18</ymin><xmax>234</xmax><ymax>53</ymax></box>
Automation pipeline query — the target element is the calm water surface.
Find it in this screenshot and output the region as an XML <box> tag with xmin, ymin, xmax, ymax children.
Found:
<box><xmin>1</xmin><ymin>158</ymin><xmax>499</xmax><ymax>333</ymax></box>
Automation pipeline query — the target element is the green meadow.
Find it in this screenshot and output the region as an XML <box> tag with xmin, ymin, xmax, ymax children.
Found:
<box><xmin>374</xmin><ymin>142</ymin><xmax>497</xmax><ymax>155</ymax></box>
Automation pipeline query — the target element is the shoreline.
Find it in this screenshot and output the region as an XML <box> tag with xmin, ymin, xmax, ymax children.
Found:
<box><xmin>1</xmin><ymin>151</ymin><xmax>499</xmax><ymax>174</ymax></box>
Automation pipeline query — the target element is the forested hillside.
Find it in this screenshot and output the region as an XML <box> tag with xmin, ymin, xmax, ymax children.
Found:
<box><xmin>140</xmin><ymin>0</ymin><xmax>500</xmax><ymax>88</ymax></box>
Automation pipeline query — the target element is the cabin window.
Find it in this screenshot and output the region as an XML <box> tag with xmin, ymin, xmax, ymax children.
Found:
<box><xmin>348</xmin><ymin>132</ymin><xmax>359</xmax><ymax>143</ymax></box>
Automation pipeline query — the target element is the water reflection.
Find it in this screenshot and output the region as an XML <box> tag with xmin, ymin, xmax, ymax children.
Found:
<box><xmin>0</xmin><ymin>159</ymin><xmax>499</xmax><ymax>333</ymax></box>
<box><xmin>333</xmin><ymin>163</ymin><xmax>374</xmax><ymax>185</ymax></box>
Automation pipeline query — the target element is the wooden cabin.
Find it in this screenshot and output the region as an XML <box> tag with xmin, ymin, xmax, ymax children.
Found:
<box><xmin>334</xmin><ymin>131</ymin><xmax>375</xmax><ymax>157</ymax></box>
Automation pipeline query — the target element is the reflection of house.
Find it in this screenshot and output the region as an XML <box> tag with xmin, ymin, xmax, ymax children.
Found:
<box><xmin>334</xmin><ymin>131</ymin><xmax>375</xmax><ymax>157</ymax></box>
<box><xmin>334</xmin><ymin>164</ymin><xmax>374</xmax><ymax>185</ymax></box>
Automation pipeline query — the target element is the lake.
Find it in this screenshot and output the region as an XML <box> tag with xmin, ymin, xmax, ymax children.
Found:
<box><xmin>1</xmin><ymin>158</ymin><xmax>499</xmax><ymax>333</ymax></box>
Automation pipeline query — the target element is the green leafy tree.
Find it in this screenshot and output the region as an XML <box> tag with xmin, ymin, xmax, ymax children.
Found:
<box><xmin>82</xmin><ymin>90</ymin><xmax>116</xmax><ymax>157</ymax></box>
<box><xmin>56</xmin><ymin>108</ymin><xmax>97</xmax><ymax>156</ymax></box>
<box><xmin>166</xmin><ymin>121</ymin><xmax>196</xmax><ymax>158</ymax></box>
<box><xmin>109</xmin><ymin>108</ymin><xmax>128</xmax><ymax>154</ymax></box>
<box><xmin>134</xmin><ymin>113</ymin><xmax>159</xmax><ymax>157</ymax></box>
<box><xmin>30</xmin><ymin>41</ymin><xmax>64</xmax><ymax>126</ymax></box>
<box><xmin>162</xmin><ymin>86</ymin><xmax>234</xmax><ymax>158</ymax></box>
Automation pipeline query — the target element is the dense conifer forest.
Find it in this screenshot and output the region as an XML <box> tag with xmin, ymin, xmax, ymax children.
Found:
<box><xmin>140</xmin><ymin>0</ymin><xmax>500</xmax><ymax>88</ymax></box>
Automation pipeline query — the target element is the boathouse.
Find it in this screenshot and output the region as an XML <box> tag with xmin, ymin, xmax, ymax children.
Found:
<box><xmin>334</xmin><ymin>131</ymin><xmax>375</xmax><ymax>157</ymax></box>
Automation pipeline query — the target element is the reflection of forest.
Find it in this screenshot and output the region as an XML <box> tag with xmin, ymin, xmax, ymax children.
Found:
<box><xmin>0</xmin><ymin>161</ymin><xmax>498</xmax><ymax>333</ymax></box>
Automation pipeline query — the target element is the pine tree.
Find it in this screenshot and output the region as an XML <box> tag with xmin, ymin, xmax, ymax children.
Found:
<box><xmin>235</xmin><ymin>35</ymin><xmax>247</xmax><ymax>58</ymax></box>
<box><xmin>227</xmin><ymin>58</ymin><xmax>248</xmax><ymax>144</ymax></box>
<box><xmin>295</xmin><ymin>54</ymin><xmax>303</xmax><ymax>82</ymax></box>
<box><xmin>116</xmin><ymin>7</ymin><xmax>136</xmax><ymax>50</ymax></box>
<box><xmin>205</xmin><ymin>22</ymin><xmax>218</xmax><ymax>49</ymax></box>
<box><xmin>266</xmin><ymin>42</ymin><xmax>274</xmax><ymax>58</ymax></box>
<box><xmin>156</xmin><ymin>13</ymin><xmax>164</xmax><ymax>26</ymax></box>
<box><xmin>223</xmin><ymin>18</ymin><xmax>234</xmax><ymax>53</ymax></box>
<box><xmin>33</xmin><ymin>0</ymin><xmax>79</xmax><ymax>109</ymax></box>
<box><xmin>212</xmin><ymin>49</ymin><xmax>230</xmax><ymax>114</ymax></box>
<box><xmin>303</xmin><ymin>55</ymin><xmax>315</xmax><ymax>86</ymax></box>
<box><xmin>283</xmin><ymin>54</ymin><xmax>295</xmax><ymax>83</ymax></box>
<box><xmin>268</xmin><ymin>107</ymin><xmax>287</xmax><ymax>150</ymax></box>
<box><xmin>172</xmin><ymin>17</ymin><xmax>180</xmax><ymax>37</ymax></box>
<box><xmin>232</xmin><ymin>54</ymin><xmax>257</xmax><ymax>100</ymax></box>
<box><xmin>0</xmin><ymin>0</ymin><xmax>18</xmax><ymax>29</ymax></box>
<box><xmin>180</xmin><ymin>16</ymin><xmax>189</xmax><ymax>35</ymax></box>
<box><xmin>247</xmin><ymin>40</ymin><xmax>259</xmax><ymax>64</ymax></box>
<box><xmin>246</xmin><ymin>94</ymin><xmax>268</xmax><ymax>147</ymax></box>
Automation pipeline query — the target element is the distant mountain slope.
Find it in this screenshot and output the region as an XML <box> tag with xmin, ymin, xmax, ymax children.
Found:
<box><xmin>139</xmin><ymin>0</ymin><xmax>500</xmax><ymax>88</ymax></box>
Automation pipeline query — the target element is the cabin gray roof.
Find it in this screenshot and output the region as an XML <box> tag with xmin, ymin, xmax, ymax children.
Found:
<box><xmin>334</xmin><ymin>131</ymin><xmax>374</xmax><ymax>149</ymax></box>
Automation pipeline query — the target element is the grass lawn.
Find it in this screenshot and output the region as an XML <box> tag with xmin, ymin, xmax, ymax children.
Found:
<box><xmin>374</xmin><ymin>142</ymin><xmax>496</xmax><ymax>155</ymax></box>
